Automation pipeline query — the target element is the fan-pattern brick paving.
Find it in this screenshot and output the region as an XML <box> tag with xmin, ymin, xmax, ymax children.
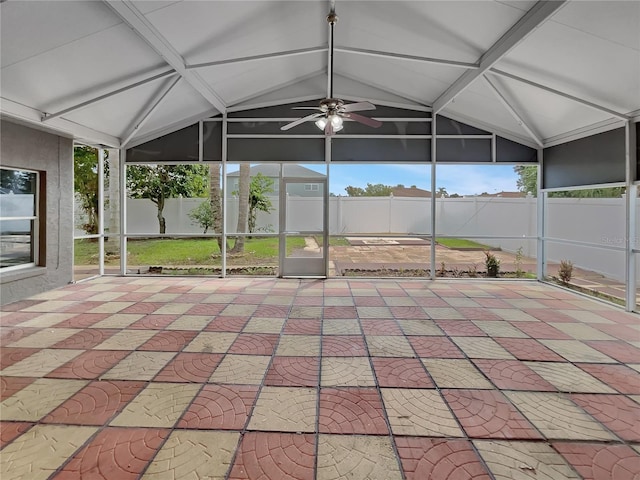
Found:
<box><xmin>1</xmin><ymin>277</ymin><xmax>639</xmax><ymax>479</ymax></box>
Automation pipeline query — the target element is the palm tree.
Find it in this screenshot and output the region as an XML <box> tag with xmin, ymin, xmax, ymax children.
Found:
<box><xmin>437</xmin><ymin>187</ymin><xmax>449</xmax><ymax>198</ymax></box>
<box><xmin>230</xmin><ymin>163</ymin><xmax>250</xmax><ymax>253</ymax></box>
<box><xmin>209</xmin><ymin>164</ymin><xmax>224</xmax><ymax>251</ymax></box>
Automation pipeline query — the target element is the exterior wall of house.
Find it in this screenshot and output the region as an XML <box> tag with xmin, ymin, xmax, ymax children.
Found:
<box><xmin>1</xmin><ymin>120</ymin><xmax>74</xmax><ymax>305</ymax></box>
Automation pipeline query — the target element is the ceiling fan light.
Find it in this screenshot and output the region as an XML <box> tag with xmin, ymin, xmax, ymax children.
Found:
<box><xmin>333</xmin><ymin>123</ymin><xmax>343</xmax><ymax>132</ymax></box>
<box><xmin>330</xmin><ymin>114</ymin><xmax>343</xmax><ymax>128</ymax></box>
<box><xmin>315</xmin><ymin>117</ymin><xmax>328</xmax><ymax>129</ymax></box>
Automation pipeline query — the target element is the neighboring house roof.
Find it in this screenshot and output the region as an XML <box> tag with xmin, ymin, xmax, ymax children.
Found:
<box><xmin>478</xmin><ymin>191</ymin><xmax>527</xmax><ymax>198</ymax></box>
<box><xmin>227</xmin><ymin>164</ymin><xmax>325</xmax><ymax>179</ymax></box>
<box><xmin>391</xmin><ymin>186</ymin><xmax>432</xmax><ymax>198</ymax></box>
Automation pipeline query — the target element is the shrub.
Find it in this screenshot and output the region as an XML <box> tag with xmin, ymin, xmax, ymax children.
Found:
<box><xmin>467</xmin><ymin>264</ymin><xmax>478</xmax><ymax>278</ymax></box>
<box><xmin>514</xmin><ymin>246</ymin><xmax>524</xmax><ymax>278</ymax></box>
<box><xmin>558</xmin><ymin>260</ymin><xmax>573</xmax><ymax>285</ymax></box>
<box><xmin>484</xmin><ymin>251</ymin><xmax>500</xmax><ymax>277</ymax></box>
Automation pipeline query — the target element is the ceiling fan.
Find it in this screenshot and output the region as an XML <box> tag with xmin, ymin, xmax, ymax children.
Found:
<box><xmin>280</xmin><ymin>7</ymin><xmax>382</xmax><ymax>135</ymax></box>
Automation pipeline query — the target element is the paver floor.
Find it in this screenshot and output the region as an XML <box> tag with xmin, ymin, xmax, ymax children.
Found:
<box><xmin>1</xmin><ymin>277</ymin><xmax>639</xmax><ymax>479</ymax></box>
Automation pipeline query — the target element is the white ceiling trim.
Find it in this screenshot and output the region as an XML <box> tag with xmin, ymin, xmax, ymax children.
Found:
<box><xmin>1</xmin><ymin>97</ymin><xmax>120</xmax><ymax>147</ymax></box>
<box><xmin>41</xmin><ymin>69</ymin><xmax>176</xmax><ymax>122</ymax></box>
<box><xmin>334</xmin><ymin>46</ymin><xmax>478</xmax><ymax>70</ymax></box>
<box><xmin>482</xmin><ymin>75</ymin><xmax>543</xmax><ymax>147</ymax></box>
<box><xmin>188</xmin><ymin>46</ymin><xmax>327</xmax><ymax>70</ymax></box>
<box><xmin>104</xmin><ymin>0</ymin><xmax>226</xmax><ymax>113</ymax></box>
<box><xmin>489</xmin><ymin>68</ymin><xmax>630</xmax><ymax>120</ymax></box>
<box><xmin>121</xmin><ymin>76</ymin><xmax>181</xmax><ymax>148</ymax></box>
<box><xmin>432</xmin><ymin>0</ymin><xmax>567</xmax><ymax>114</ymax></box>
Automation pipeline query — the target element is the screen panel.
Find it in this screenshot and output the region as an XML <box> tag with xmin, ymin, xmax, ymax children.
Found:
<box><xmin>332</xmin><ymin>138</ymin><xmax>430</xmax><ymax>162</ymax></box>
<box><xmin>496</xmin><ymin>136</ymin><xmax>537</xmax><ymax>163</ymax></box>
<box><xmin>227</xmin><ymin>138</ymin><xmax>325</xmax><ymax>162</ymax></box>
<box><xmin>543</xmin><ymin>128</ymin><xmax>625</xmax><ymax>189</ymax></box>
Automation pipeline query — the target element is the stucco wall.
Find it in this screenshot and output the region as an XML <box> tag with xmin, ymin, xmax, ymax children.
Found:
<box><xmin>1</xmin><ymin>120</ymin><xmax>74</xmax><ymax>305</ymax></box>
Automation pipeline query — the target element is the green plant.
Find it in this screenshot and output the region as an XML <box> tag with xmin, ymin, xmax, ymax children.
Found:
<box><xmin>188</xmin><ymin>202</ymin><xmax>215</xmax><ymax>234</ymax></box>
<box><xmin>558</xmin><ymin>259</ymin><xmax>573</xmax><ymax>285</ymax></box>
<box><xmin>514</xmin><ymin>246</ymin><xmax>524</xmax><ymax>278</ymax></box>
<box><xmin>451</xmin><ymin>267</ymin><xmax>464</xmax><ymax>278</ymax></box>
<box><xmin>484</xmin><ymin>251</ymin><xmax>500</xmax><ymax>277</ymax></box>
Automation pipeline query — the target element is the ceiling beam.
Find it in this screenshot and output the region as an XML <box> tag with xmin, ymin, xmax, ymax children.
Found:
<box><xmin>489</xmin><ymin>68</ymin><xmax>630</xmax><ymax>121</ymax></box>
<box><xmin>41</xmin><ymin>69</ymin><xmax>176</xmax><ymax>122</ymax></box>
<box><xmin>432</xmin><ymin>0</ymin><xmax>566</xmax><ymax>114</ymax></box>
<box><xmin>121</xmin><ymin>76</ymin><xmax>181</xmax><ymax>148</ymax></box>
<box><xmin>1</xmin><ymin>97</ymin><xmax>121</xmax><ymax>147</ymax></box>
<box><xmin>105</xmin><ymin>0</ymin><xmax>226</xmax><ymax>113</ymax></box>
<box><xmin>334</xmin><ymin>46</ymin><xmax>478</xmax><ymax>70</ymax></box>
<box><xmin>482</xmin><ymin>74</ymin><xmax>543</xmax><ymax>147</ymax></box>
<box><xmin>188</xmin><ymin>46</ymin><xmax>326</xmax><ymax>70</ymax></box>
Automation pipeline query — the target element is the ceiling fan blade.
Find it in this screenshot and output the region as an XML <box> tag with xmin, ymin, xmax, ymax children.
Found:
<box><xmin>345</xmin><ymin>112</ymin><xmax>382</xmax><ymax>128</ymax></box>
<box><xmin>342</xmin><ymin>101</ymin><xmax>376</xmax><ymax>112</ymax></box>
<box><xmin>280</xmin><ymin>112</ymin><xmax>323</xmax><ymax>131</ymax></box>
<box><xmin>292</xmin><ymin>107</ymin><xmax>323</xmax><ymax>110</ymax></box>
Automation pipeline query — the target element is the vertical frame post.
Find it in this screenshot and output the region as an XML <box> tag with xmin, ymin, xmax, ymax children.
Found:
<box><xmin>325</xmin><ymin>136</ymin><xmax>331</xmax><ymax>277</ymax></box>
<box><xmin>625</xmin><ymin>121</ymin><xmax>637</xmax><ymax>311</ymax></box>
<box><xmin>119</xmin><ymin>148</ymin><xmax>127</xmax><ymax>275</ymax></box>
<box><xmin>430</xmin><ymin>114</ymin><xmax>437</xmax><ymax>280</ymax></box>
<box><xmin>221</xmin><ymin>114</ymin><xmax>228</xmax><ymax>278</ymax></box>
<box><xmin>536</xmin><ymin>148</ymin><xmax>545</xmax><ymax>280</ymax></box>
<box><xmin>98</xmin><ymin>148</ymin><xmax>105</xmax><ymax>276</ymax></box>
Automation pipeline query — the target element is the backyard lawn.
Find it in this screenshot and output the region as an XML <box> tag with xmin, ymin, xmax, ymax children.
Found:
<box><xmin>436</xmin><ymin>237</ymin><xmax>492</xmax><ymax>250</ymax></box>
<box><xmin>74</xmin><ymin>237</ymin><xmax>306</xmax><ymax>266</ymax></box>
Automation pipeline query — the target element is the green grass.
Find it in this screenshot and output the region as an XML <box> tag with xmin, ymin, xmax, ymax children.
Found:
<box><xmin>328</xmin><ymin>236</ymin><xmax>350</xmax><ymax>246</ymax></box>
<box><xmin>436</xmin><ymin>237</ymin><xmax>492</xmax><ymax>250</ymax></box>
<box><xmin>74</xmin><ymin>237</ymin><xmax>306</xmax><ymax>266</ymax></box>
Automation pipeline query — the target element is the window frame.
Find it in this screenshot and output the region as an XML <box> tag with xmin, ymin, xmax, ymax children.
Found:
<box><xmin>0</xmin><ymin>166</ymin><xmax>40</xmax><ymax>272</ymax></box>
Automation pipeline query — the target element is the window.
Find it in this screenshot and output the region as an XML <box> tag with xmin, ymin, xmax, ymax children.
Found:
<box><xmin>0</xmin><ymin>167</ymin><xmax>39</xmax><ymax>270</ymax></box>
<box><xmin>304</xmin><ymin>184</ymin><xmax>319</xmax><ymax>191</ymax></box>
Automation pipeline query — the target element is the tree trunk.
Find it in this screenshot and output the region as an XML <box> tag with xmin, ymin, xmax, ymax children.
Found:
<box><xmin>105</xmin><ymin>149</ymin><xmax>120</xmax><ymax>254</ymax></box>
<box><xmin>209</xmin><ymin>164</ymin><xmax>224</xmax><ymax>252</ymax></box>
<box><xmin>157</xmin><ymin>195</ymin><xmax>166</xmax><ymax>234</ymax></box>
<box><xmin>230</xmin><ymin>164</ymin><xmax>250</xmax><ymax>253</ymax></box>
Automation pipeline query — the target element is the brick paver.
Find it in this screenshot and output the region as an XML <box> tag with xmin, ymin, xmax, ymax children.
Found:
<box><xmin>2</xmin><ymin>277</ymin><xmax>638</xmax><ymax>479</ymax></box>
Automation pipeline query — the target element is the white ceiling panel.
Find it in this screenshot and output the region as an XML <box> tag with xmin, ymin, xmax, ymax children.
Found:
<box><xmin>133</xmin><ymin>80</ymin><xmax>219</xmax><ymax>140</ymax></box>
<box><xmin>60</xmin><ymin>76</ymin><xmax>172</xmax><ymax>138</ymax></box>
<box><xmin>198</xmin><ymin>51</ymin><xmax>325</xmax><ymax>104</ymax></box>
<box><xmin>483</xmin><ymin>73</ymin><xmax>613</xmax><ymax>141</ymax></box>
<box><xmin>0</xmin><ymin>1</ymin><xmax>637</xmax><ymax>147</ymax></box>
<box><xmin>1</xmin><ymin>24</ymin><xmax>166</xmax><ymax>114</ymax></box>
<box><xmin>335</xmin><ymin>54</ymin><xmax>464</xmax><ymax>105</ymax></box>
<box><xmin>501</xmin><ymin>4</ymin><xmax>640</xmax><ymax>114</ymax></box>
<box><xmin>0</xmin><ymin>1</ymin><xmax>121</xmax><ymax>68</ymax></box>
<box><xmin>143</xmin><ymin>0</ymin><xmax>326</xmax><ymax>66</ymax></box>
<box><xmin>335</xmin><ymin>1</ymin><xmax>528</xmax><ymax>63</ymax></box>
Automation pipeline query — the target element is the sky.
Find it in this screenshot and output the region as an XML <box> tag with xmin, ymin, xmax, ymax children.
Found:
<box><xmin>322</xmin><ymin>164</ymin><xmax>522</xmax><ymax>197</ymax></box>
<box><xmin>227</xmin><ymin>163</ymin><xmax>525</xmax><ymax>197</ymax></box>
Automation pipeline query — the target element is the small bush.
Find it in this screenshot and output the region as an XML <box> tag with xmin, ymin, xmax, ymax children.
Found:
<box><xmin>437</xmin><ymin>261</ymin><xmax>447</xmax><ymax>277</ymax></box>
<box><xmin>558</xmin><ymin>260</ymin><xmax>573</xmax><ymax>285</ymax></box>
<box><xmin>514</xmin><ymin>246</ymin><xmax>524</xmax><ymax>278</ymax></box>
<box><xmin>484</xmin><ymin>251</ymin><xmax>500</xmax><ymax>277</ymax></box>
<box><xmin>467</xmin><ymin>264</ymin><xmax>478</xmax><ymax>278</ymax></box>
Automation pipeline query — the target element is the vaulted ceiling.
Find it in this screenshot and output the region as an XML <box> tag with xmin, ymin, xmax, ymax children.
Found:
<box><xmin>1</xmin><ymin>1</ymin><xmax>638</xmax><ymax>149</ymax></box>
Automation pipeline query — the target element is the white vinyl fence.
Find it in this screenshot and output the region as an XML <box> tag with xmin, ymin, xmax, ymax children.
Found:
<box><xmin>107</xmin><ymin>195</ymin><xmax>630</xmax><ymax>281</ymax></box>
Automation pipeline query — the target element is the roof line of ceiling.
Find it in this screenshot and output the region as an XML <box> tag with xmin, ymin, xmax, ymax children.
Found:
<box><xmin>104</xmin><ymin>0</ymin><xmax>227</xmax><ymax>113</ymax></box>
<box><xmin>1</xmin><ymin>97</ymin><xmax>120</xmax><ymax>148</ymax></box>
<box><xmin>488</xmin><ymin>68</ymin><xmax>630</xmax><ymax>121</ymax></box>
<box><xmin>187</xmin><ymin>46</ymin><xmax>327</xmax><ymax>70</ymax></box>
<box><xmin>41</xmin><ymin>69</ymin><xmax>177</xmax><ymax>122</ymax></box>
<box><xmin>432</xmin><ymin>0</ymin><xmax>567</xmax><ymax>114</ymax></box>
<box><xmin>334</xmin><ymin>46</ymin><xmax>478</xmax><ymax>70</ymax></box>
<box><xmin>121</xmin><ymin>75</ymin><xmax>181</xmax><ymax>148</ymax></box>
<box><xmin>336</xmin><ymin>71</ymin><xmax>429</xmax><ymax>109</ymax></box>
<box><xmin>482</xmin><ymin>74</ymin><xmax>544</xmax><ymax>147</ymax></box>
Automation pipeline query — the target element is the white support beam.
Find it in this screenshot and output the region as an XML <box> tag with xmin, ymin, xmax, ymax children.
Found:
<box><xmin>120</xmin><ymin>75</ymin><xmax>181</xmax><ymax>148</ymax></box>
<box><xmin>483</xmin><ymin>74</ymin><xmax>543</xmax><ymax>147</ymax></box>
<box><xmin>188</xmin><ymin>46</ymin><xmax>327</xmax><ymax>70</ymax></box>
<box><xmin>1</xmin><ymin>97</ymin><xmax>121</xmax><ymax>147</ymax></box>
<box><xmin>334</xmin><ymin>46</ymin><xmax>478</xmax><ymax>70</ymax></box>
<box><xmin>42</xmin><ymin>70</ymin><xmax>176</xmax><ymax>122</ymax></box>
<box><xmin>105</xmin><ymin>0</ymin><xmax>226</xmax><ymax>113</ymax></box>
<box><xmin>432</xmin><ymin>0</ymin><xmax>566</xmax><ymax>114</ymax></box>
<box><xmin>489</xmin><ymin>68</ymin><xmax>630</xmax><ymax>121</ymax></box>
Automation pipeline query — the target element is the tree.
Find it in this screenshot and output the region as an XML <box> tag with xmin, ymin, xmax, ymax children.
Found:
<box><xmin>247</xmin><ymin>173</ymin><xmax>275</xmax><ymax>234</ymax></box>
<box><xmin>437</xmin><ymin>187</ymin><xmax>449</xmax><ymax>198</ymax></box>
<box><xmin>209</xmin><ymin>164</ymin><xmax>224</xmax><ymax>251</ymax></box>
<box><xmin>345</xmin><ymin>183</ymin><xmax>393</xmax><ymax>196</ymax></box>
<box><xmin>127</xmin><ymin>164</ymin><xmax>208</xmax><ymax>234</ymax></box>
<box><xmin>514</xmin><ymin>165</ymin><xmax>538</xmax><ymax>197</ymax></box>
<box><xmin>229</xmin><ymin>164</ymin><xmax>250</xmax><ymax>253</ymax></box>
<box><xmin>74</xmin><ymin>146</ymin><xmax>101</xmax><ymax>235</ymax></box>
